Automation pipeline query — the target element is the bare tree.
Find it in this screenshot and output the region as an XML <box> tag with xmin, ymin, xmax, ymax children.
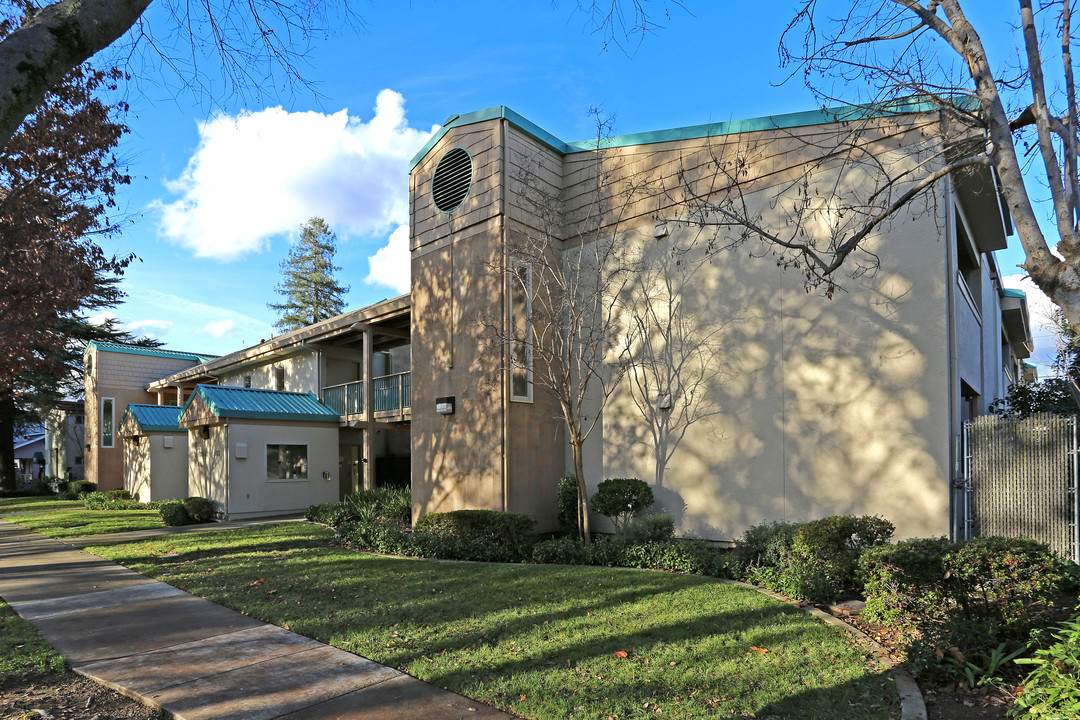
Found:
<box><xmin>618</xmin><ymin>232</ymin><xmax>736</xmax><ymax>490</ymax></box>
<box><xmin>0</xmin><ymin>0</ymin><xmax>357</xmax><ymax>153</ymax></box>
<box><xmin>592</xmin><ymin>1</ymin><xmax>1080</xmax><ymax>330</ymax></box>
<box><xmin>484</xmin><ymin>116</ymin><xmax>643</xmax><ymax>544</ymax></box>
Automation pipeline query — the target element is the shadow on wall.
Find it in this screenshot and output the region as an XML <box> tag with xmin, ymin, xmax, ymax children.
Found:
<box><xmin>603</xmin><ymin>187</ymin><xmax>950</xmax><ymax>542</ymax></box>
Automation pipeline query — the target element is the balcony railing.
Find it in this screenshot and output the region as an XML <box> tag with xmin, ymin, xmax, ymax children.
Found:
<box><xmin>374</xmin><ymin>371</ymin><xmax>411</xmax><ymax>413</ymax></box>
<box><xmin>322</xmin><ymin>381</ymin><xmax>363</xmax><ymax>415</ymax></box>
<box><xmin>322</xmin><ymin>371</ymin><xmax>411</xmax><ymax>416</ymax></box>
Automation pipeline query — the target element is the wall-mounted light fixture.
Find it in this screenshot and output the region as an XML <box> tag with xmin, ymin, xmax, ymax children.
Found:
<box><xmin>436</xmin><ymin>396</ymin><xmax>456</xmax><ymax>415</ymax></box>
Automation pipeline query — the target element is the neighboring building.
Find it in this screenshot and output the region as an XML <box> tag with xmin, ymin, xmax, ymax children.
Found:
<box><xmin>179</xmin><ymin>385</ymin><xmax>341</xmax><ymax>519</ymax></box>
<box><xmin>83</xmin><ymin>342</ymin><xmax>217</xmax><ymax>490</ymax></box>
<box><xmin>84</xmin><ymin>103</ymin><xmax>1035</xmax><ymax>540</ymax></box>
<box><xmin>118</xmin><ymin>405</ymin><xmax>188</xmax><ymax>502</ymax></box>
<box><xmin>44</xmin><ymin>400</ymin><xmax>85</xmax><ymax>482</ymax></box>
<box><xmin>13</xmin><ymin>426</ymin><xmax>46</xmax><ymax>488</ymax></box>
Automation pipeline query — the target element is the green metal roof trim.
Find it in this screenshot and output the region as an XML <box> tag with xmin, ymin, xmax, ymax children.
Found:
<box><xmin>187</xmin><ymin>384</ymin><xmax>340</xmax><ymax>422</ymax></box>
<box><xmin>409</xmin><ymin>96</ymin><xmax>964</xmax><ymax>171</ymax></box>
<box><xmin>1002</xmin><ymin>288</ymin><xmax>1027</xmax><ymax>299</ymax></box>
<box><xmin>123</xmin><ymin>404</ymin><xmax>183</xmax><ymax>432</ymax></box>
<box><xmin>84</xmin><ymin>340</ymin><xmax>219</xmax><ymax>363</ymax></box>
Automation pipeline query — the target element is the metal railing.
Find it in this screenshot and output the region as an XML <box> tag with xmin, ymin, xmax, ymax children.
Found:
<box><xmin>374</xmin><ymin>371</ymin><xmax>411</xmax><ymax>413</ymax></box>
<box><xmin>322</xmin><ymin>371</ymin><xmax>411</xmax><ymax>416</ymax></box>
<box><xmin>322</xmin><ymin>381</ymin><xmax>363</xmax><ymax>415</ymax></box>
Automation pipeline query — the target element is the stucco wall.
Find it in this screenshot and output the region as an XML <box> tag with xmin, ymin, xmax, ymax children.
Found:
<box><xmin>187</xmin><ymin>424</ymin><xmax>228</xmax><ymax>512</ymax></box>
<box><xmin>85</xmin><ymin>347</ymin><xmax>201</xmax><ymax>490</ymax></box>
<box><xmin>221</xmin><ymin>419</ymin><xmax>339</xmax><ymax>519</ymax></box>
<box><xmin>218</xmin><ymin>351</ymin><xmax>320</xmax><ymax>394</ymax></box>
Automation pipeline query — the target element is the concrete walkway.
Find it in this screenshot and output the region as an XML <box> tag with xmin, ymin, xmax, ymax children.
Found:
<box><xmin>0</xmin><ymin>519</ymin><xmax>513</xmax><ymax>720</ymax></box>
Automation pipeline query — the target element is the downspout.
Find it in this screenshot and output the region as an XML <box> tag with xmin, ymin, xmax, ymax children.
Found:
<box><xmin>223</xmin><ymin>423</ymin><xmax>230</xmax><ymax>521</ymax></box>
<box><xmin>943</xmin><ymin>174</ymin><xmax>961</xmax><ymax>541</ymax></box>
<box><xmin>500</xmin><ymin>117</ymin><xmax>510</xmax><ymax>512</ymax></box>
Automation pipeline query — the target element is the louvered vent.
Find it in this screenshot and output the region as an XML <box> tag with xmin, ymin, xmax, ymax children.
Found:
<box><xmin>431</xmin><ymin>147</ymin><xmax>473</xmax><ymax>212</ymax></box>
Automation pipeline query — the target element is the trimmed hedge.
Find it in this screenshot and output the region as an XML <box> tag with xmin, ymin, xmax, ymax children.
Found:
<box><xmin>183</xmin><ymin>496</ymin><xmax>216</xmax><ymax>523</ymax></box>
<box><xmin>858</xmin><ymin>535</ymin><xmax>1065</xmax><ymax>682</ymax></box>
<box><xmin>82</xmin><ymin>491</ymin><xmax>146</xmax><ymax>511</ymax></box>
<box><xmin>414</xmin><ymin>509</ymin><xmax>535</xmax><ymax>559</ymax></box>
<box><xmin>158</xmin><ymin>496</ymin><xmax>217</xmax><ymax>527</ymax></box>
<box><xmin>159</xmin><ymin>501</ymin><xmax>192</xmax><ymax>527</ymax></box>
<box><xmin>742</xmin><ymin>515</ymin><xmax>894</xmax><ymax>604</ymax></box>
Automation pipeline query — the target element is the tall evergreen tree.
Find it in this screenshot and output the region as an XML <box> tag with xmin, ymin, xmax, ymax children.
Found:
<box><xmin>268</xmin><ymin>217</ymin><xmax>350</xmax><ymax>332</ymax></box>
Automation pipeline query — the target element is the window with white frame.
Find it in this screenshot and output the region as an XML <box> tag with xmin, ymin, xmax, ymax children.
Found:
<box><xmin>509</xmin><ymin>259</ymin><xmax>533</xmax><ymax>402</ymax></box>
<box><xmin>100</xmin><ymin>398</ymin><xmax>114</xmax><ymax>448</ymax></box>
<box><xmin>266</xmin><ymin>443</ymin><xmax>308</xmax><ymax>481</ymax></box>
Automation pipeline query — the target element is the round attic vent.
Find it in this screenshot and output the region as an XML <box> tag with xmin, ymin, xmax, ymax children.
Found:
<box><xmin>431</xmin><ymin>147</ymin><xmax>473</xmax><ymax>212</ymax></box>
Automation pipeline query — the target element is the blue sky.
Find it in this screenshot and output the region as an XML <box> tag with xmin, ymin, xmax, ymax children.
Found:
<box><xmin>89</xmin><ymin>1</ymin><xmax>1054</xmax><ymax>362</ymax></box>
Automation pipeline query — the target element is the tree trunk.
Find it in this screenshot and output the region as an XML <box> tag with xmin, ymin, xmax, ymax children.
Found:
<box><xmin>0</xmin><ymin>0</ymin><xmax>153</xmax><ymax>152</ymax></box>
<box><xmin>0</xmin><ymin>391</ymin><xmax>17</xmax><ymax>492</ymax></box>
<box><xmin>571</xmin><ymin>436</ymin><xmax>591</xmax><ymax>545</ymax></box>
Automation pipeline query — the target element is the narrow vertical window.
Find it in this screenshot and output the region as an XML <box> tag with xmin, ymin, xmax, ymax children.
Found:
<box><xmin>275</xmin><ymin>366</ymin><xmax>285</xmax><ymax>391</ymax></box>
<box><xmin>101</xmin><ymin>398</ymin><xmax>114</xmax><ymax>448</ymax></box>
<box><xmin>243</xmin><ymin>374</ymin><xmax>252</xmax><ymax>388</ymax></box>
<box><xmin>509</xmin><ymin>259</ymin><xmax>533</xmax><ymax>402</ymax></box>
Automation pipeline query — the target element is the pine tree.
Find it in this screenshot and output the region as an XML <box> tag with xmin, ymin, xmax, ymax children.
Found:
<box><xmin>268</xmin><ymin>217</ymin><xmax>350</xmax><ymax>332</ymax></box>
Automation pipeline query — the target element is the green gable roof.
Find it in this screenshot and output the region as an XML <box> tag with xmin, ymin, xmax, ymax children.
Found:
<box><xmin>122</xmin><ymin>404</ymin><xmax>183</xmax><ymax>432</ymax></box>
<box><xmin>186</xmin><ymin>385</ymin><xmax>339</xmax><ymax>422</ymax></box>
<box><xmin>85</xmin><ymin>341</ymin><xmax>218</xmax><ymax>364</ymax></box>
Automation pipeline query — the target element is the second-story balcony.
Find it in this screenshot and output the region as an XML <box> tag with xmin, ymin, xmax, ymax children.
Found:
<box><xmin>322</xmin><ymin>371</ymin><xmax>411</xmax><ymax>422</ymax></box>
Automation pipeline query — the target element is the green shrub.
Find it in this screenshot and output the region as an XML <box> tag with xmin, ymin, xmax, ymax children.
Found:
<box><xmin>82</xmin><ymin>491</ymin><xmax>146</xmax><ymax>510</ymax></box>
<box><xmin>159</xmin><ymin>501</ymin><xmax>193</xmax><ymax>527</ymax></box>
<box><xmin>183</xmin><ymin>496</ymin><xmax>216</xmax><ymax>523</ymax></box>
<box><xmin>306</xmin><ymin>501</ymin><xmax>346</xmax><ymax>526</ymax></box>
<box><xmin>1012</xmin><ymin>613</ymin><xmax>1080</xmax><ymax>719</ymax></box>
<box><xmin>618</xmin><ymin>513</ymin><xmax>675</xmax><ymax>544</ymax></box>
<box><xmin>532</xmin><ymin>536</ymin><xmax>590</xmax><ymax>565</ymax></box>
<box><xmin>337</xmin><ymin>520</ymin><xmax>411</xmax><ymax>555</ymax></box>
<box><xmin>414</xmin><ymin>510</ymin><xmax>535</xmax><ymax>560</ymax></box>
<box><xmin>859</xmin><ymin>537</ymin><xmax>955</xmax><ymax>626</ymax></box>
<box><xmin>734</xmin><ymin>519</ymin><xmax>801</xmax><ymax>570</ymax></box>
<box><xmin>68</xmin><ymin>480</ymin><xmax>96</xmax><ymax>496</ymax></box>
<box><xmin>861</xmin><ymin>536</ymin><xmax>1064</xmax><ymax>683</ymax></box>
<box><xmin>739</xmin><ymin>515</ymin><xmax>892</xmax><ymax>604</ymax></box>
<box><xmin>618</xmin><ymin>539</ymin><xmax>738</xmax><ymax>578</ymax></box>
<box><xmin>590</xmin><ymin>478</ymin><xmax>653</xmax><ymax>532</ymax></box>
<box><xmin>106</xmin><ymin>489</ymin><xmax>132</xmax><ymax>500</ymax></box>
<box><xmin>557</xmin><ymin>475</ymin><xmax>580</xmax><ymax>536</ymax></box>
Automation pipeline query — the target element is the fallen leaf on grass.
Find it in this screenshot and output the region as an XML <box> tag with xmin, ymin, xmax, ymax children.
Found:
<box><xmin>249</xmin><ymin>578</ymin><xmax>264</xmax><ymax>586</ymax></box>
<box><xmin>749</xmin><ymin>646</ymin><xmax>769</xmax><ymax>654</ymax></box>
<box><xmin>613</xmin><ymin>650</ymin><xmax>629</xmax><ymax>658</ymax></box>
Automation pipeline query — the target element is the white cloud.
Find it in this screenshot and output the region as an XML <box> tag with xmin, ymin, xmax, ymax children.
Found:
<box><xmin>87</xmin><ymin>311</ymin><xmax>116</xmax><ymax>326</ymax></box>
<box><xmin>122</xmin><ymin>288</ymin><xmax>272</xmax><ymax>349</ymax></box>
<box><xmin>154</xmin><ymin>89</ymin><xmax>437</xmax><ymax>261</ymax></box>
<box><xmin>1002</xmin><ymin>273</ymin><xmax>1059</xmax><ymax>369</ymax></box>
<box><xmin>201</xmin><ymin>319</ymin><xmax>235</xmax><ymax>338</ymax></box>
<box><xmin>365</xmin><ymin>225</ymin><xmax>411</xmax><ymax>294</ymax></box>
<box><xmin>127</xmin><ymin>319</ymin><xmax>173</xmax><ymax>333</ymax></box>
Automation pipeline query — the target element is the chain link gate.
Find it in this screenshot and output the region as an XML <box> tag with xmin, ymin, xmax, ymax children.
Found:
<box><xmin>958</xmin><ymin>413</ymin><xmax>1079</xmax><ymax>563</ymax></box>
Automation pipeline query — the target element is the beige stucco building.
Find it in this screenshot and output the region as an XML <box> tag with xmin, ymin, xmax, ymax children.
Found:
<box><xmin>117</xmin><ymin>404</ymin><xmax>188</xmax><ymax>502</ymax></box>
<box><xmin>406</xmin><ymin>104</ymin><xmax>1031</xmax><ymax>541</ymax></box>
<box><xmin>83</xmin><ymin>103</ymin><xmax>1032</xmax><ymax>540</ymax></box>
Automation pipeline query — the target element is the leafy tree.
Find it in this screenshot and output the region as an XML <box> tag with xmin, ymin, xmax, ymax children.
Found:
<box><xmin>268</xmin><ymin>217</ymin><xmax>349</xmax><ymax>332</ymax></box>
<box><xmin>0</xmin><ymin>36</ymin><xmax>134</xmax><ymax>490</ymax></box>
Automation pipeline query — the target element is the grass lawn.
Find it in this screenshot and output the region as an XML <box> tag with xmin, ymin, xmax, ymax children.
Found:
<box><xmin>91</xmin><ymin>523</ymin><xmax>900</xmax><ymax>720</ymax></box>
<box><xmin>0</xmin><ymin>599</ymin><xmax>66</xmax><ymax>675</ymax></box>
<box><xmin>5</xmin><ymin>507</ymin><xmax>164</xmax><ymax>538</ymax></box>
<box><xmin>0</xmin><ymin>496</ymin><xmax>83</xmax><ymax>514</ymax></box>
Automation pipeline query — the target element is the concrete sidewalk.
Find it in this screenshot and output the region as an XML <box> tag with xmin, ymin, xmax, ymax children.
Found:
<box><xmin>0</xmin><ymin>519</ymin><xmax>513</xmax><ymax>720</ymax></box>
